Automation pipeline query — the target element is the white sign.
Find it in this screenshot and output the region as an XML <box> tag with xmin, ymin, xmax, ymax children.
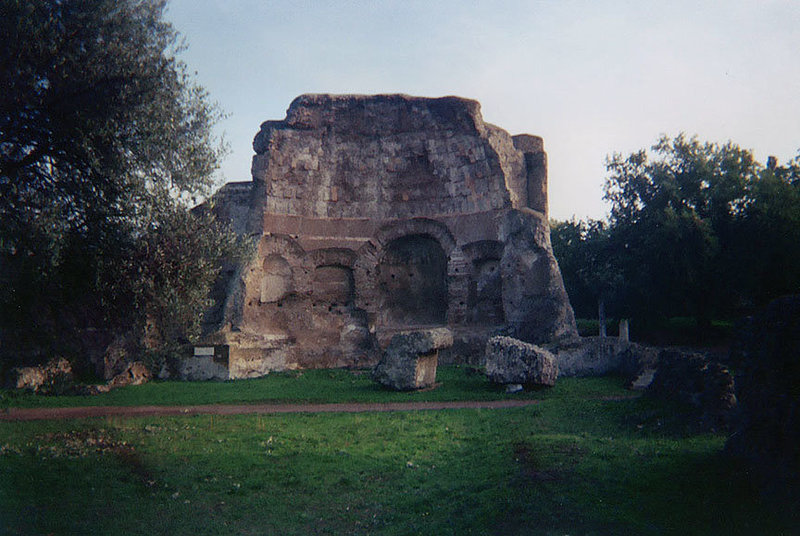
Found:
<box><xmin>194</xmin><ymin>346</ymin><xmax>215</xmax><ymax>357</ymax></box>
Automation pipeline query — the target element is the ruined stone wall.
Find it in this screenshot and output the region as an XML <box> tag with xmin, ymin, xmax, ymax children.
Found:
<box><xmin>204</xmin><ymin>94</ymin><xmax>576</xmax><ymax>377</ymax></box>
<box><xmin>251</xmin><ymin>94</ymin><xmax>544</xmax><ymax>223</ymax></box>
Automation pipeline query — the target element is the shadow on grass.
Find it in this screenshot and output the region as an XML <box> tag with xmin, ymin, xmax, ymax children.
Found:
<box><xmin>1</xmin><ymin>392</ymin><xmax>796</xmax><ymax>535</ymax></box>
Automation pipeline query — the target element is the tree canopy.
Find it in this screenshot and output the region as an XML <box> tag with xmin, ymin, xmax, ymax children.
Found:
<box><xmin>0</xmin><ymin>0</ymin><xmax>243</xmax><ymax>371</ymax></box>
<box><xmin>1</xmin><ymin>0</ymin><xmax>222</xmax><ymax>230</ymax></box>
<box><xmin>552</xmin><ymin>134</ymin><xmax>800</xmax><ymax>331</ymax></box>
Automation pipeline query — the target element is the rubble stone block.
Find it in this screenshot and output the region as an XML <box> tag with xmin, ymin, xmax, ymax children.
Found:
<box><xmin>108</xmin><ymin>361</ymin><xmax>152</xmax><ymax>388</ymax></box>
<box><xmin>10</xmin><ymin>358</ymin><xmax>73</xmax><ymax>394</ymax></box>
<box><xmin>485</xmin><ymin>336</ymin><xmax>558</xmax><ymax>387</ymax></box>
<box><xmin>647</xmin><ymin>349</ymin><xmax>736</xmax><ymax>426</ymax></box>
<box><xmin>178</xmin><ymin>356</ymin><xmax>230</xmax><ymax>381</ymax></box>
<box><xmin>372</xmin><ymin>328</ymin><xmax>453</xmax><ymax>390</ymax></box>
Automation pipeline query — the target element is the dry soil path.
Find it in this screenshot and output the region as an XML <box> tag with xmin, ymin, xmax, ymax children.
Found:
<box><xmin>0</xmin><ymin>399</ymin><xmax>541</xmax><ymax>422</ymax></box>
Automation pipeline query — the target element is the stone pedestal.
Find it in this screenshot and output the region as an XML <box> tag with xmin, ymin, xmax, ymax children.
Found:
<box><xmin>372</xmin><ymin>328</ymin><xmax>453</xmax><ymax>390</ymax></box>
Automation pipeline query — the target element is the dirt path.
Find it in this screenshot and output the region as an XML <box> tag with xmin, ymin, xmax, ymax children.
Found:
<box><xmin>0</xmin><ymin>399</ymin><xmax>541</xmax><ymax>422</ymax></box>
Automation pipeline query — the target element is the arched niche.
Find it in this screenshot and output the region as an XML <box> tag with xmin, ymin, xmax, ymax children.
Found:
<box><xmin>374</xmin><ymin>218</ymin><xmax>456</xmax><ymax>257</ymax></box>
<box><xmin>377</xmin><ymin>234</ymin><xmax>448</xmax><ymax>325</ymax></box>
<box><xmin>463</xmin><ymin>240</ymin><xmax>505</xmax><ymax>324</ymax></box>
<box><xmin>260</xmin><ymin>254</ymin><xmax>293</xmax><ymax>303</ymax></box>
<box><xmin>312</xmin><ymin>264</ymin><xmax>355</xmax><ymax>305</ymax></box>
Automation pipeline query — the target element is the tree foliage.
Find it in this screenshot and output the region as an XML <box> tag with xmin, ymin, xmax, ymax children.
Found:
<box><xmin>0</xmin><ymin>0</ymin><xmax>243</xmax><ymax>370</ymax></box>
<box><xmin>552</xmin><ymin>134</ymin><xmax>800</xmax><ymax>327</ymax></box>
<box><xmin>550</xmin><ymin>219</ymin><xmax>620</xmax><ymax>319</ymax></box>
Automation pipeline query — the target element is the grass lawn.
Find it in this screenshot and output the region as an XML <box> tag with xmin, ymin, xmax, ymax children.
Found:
<box><xmin>0</xmin><ymin>369</ymin><xmax>795</xmax><ymax>535</ymax></box>
<box><xmin>0</xmin><ymin>365</ymin><xmax>616</xmax><ymax>409</ymax></box>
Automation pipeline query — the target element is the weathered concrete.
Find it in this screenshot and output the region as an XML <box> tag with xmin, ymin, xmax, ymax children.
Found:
<box><xmin>199</xmin><ymin>94</ymin><xmax>577</xmax><ymax>377</ymax></box>
<box><xmin>485</xmin><ymin>336</ymin><xmax>558</xmax><ymax>387</ymax></box>
<box><xmin>372</xmin><ymin>328</ymin><xmax>453</xmax><ymax>390</ymax></box>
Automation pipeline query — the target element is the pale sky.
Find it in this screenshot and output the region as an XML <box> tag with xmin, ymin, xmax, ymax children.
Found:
<box><xmin>166</xmin><ymin>0</ymin><xmax>800</xmax><ymax>221</ymax></box>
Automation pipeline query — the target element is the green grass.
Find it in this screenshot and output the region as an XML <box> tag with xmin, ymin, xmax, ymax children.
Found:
<box><xmin>1</xmin><ymin>372</ymin><xmax>795</xmax><ymax>535</ymax></box>
<box><xmin>1</xmin><ymin>366</ymin><xmax>616</xmax><ymax>409</ymax></box>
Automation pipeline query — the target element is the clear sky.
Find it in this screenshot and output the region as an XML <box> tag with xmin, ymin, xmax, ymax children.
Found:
<box><xmin>166</xmin><ymin>0</ymin><xmax>800</xmax><ymax>221</ymax></box>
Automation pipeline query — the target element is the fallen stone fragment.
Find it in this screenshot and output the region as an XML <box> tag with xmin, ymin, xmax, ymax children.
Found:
<box><xmin>485</xmin><ymin>335</ymin><xmax>558</xmax><ymax>387</ymax></box>
<box><xmin>629</xmin><ymin>367</ymin><xmax>657</xmax><ymax>391</ymax></box>
<box><xmin>647</xmin><ymin>349</ymin><xmax>736</xmax><ymax>426</ymax></box>
<box><xmin>108</xmin><ymin>361</ymin><xmax>152</xmax><ymax>388</ymax></box>
<box><xmin>9</xmin><ymin>358</ymin><xmax>73</xmax><ymax>394</ymax></box>
<box><xmin>372</xmin><ymin>328</ymin><xmax>453</xmax><ymax>390</ymax></box>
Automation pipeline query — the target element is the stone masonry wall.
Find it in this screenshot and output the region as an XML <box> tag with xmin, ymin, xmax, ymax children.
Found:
<box><xmin>251</xmin><ymin>94</ymin><xmax>541</xmax><ymax>222</ymax></box>
<box><xmin>204</xmin><ymin>94</ymin><xmax>576</xmax><ymax>377</ymax></box>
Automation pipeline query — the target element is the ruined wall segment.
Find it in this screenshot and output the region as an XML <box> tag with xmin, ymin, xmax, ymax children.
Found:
<box><xmin>250</xmin><ymin>94</ymin><xmax>531</xmax><ymax>222</ymax></box>
<box><xmin>203</xmin><ymin>94</ymin><xmax>576</xmax><ymax>377</ymax></box>
<box><xmin>206</xmin><ymin>181</ymin><xmax>253</xmax><ymax>235</ymax></box>
<box><xmin>512</xmin><ymin>134</ymin><xmax>548</xmax><ymax>215</ymax></box>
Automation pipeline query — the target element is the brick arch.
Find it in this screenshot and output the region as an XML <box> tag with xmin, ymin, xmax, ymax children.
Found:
<box><xmin>253</xmin><ymin>234</ymin><xmax>308</xmax><ymax>293</ymax></box>
<box><xmin>373</xmin><ymin>218</ymin><xmax>457</xmax><ymax>256</ymax></box>
<box><xmin>256</xmin><ymin>234</ymin><xmax>305</xmax><ymax>262</ymax></box>
<box><xmin>354</xmin><ymin>219</ymin><xmax>471</xmax><ymax>326</ymax></box>
<box><xmin>304</xmin><ymin>248</ymin><xmax>358</xmax><ymax>306</ymax></box>
<box><xmin>461</xmin><ymin>240</ymin><xmax>504</xmax><ymax>263</ymax></box>
<box><xmin>375</xmin><ymin>233</ymin><xmax>449</xmax><ymax>325</ymax></box>
<box><xmin>461</xmin><ymin>240</ymin><xmax>505</xmax><ymax>324</ymax></box>
<box><xmin>304</xmin><ymin>248</ymin><xmax>357</xmax><ymax>270</ymax></box>
<box><xmin>260</xmin><ymin>254</ymin><xmax>294</xmax><ymax>303</ymax></box>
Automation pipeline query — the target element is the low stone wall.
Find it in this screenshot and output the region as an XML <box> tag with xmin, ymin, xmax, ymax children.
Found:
<box><xmin>546</xmin><ymin>336</ymin><xmax>737</xmax><ymax>429</ymax></box>
<box><xmin>547</xmin><ymin>336</ymin><xmax>658</xmax><ymax>383</ymax></box>
<box><xmin>7</xmin><ymin>358</ymin><xmax>152</xmax><ymax>395</ymax></box>
<box><xmin>178</xmin><ymin>357</ymin><xmax>229</xmax><ymax>381</ymax></box>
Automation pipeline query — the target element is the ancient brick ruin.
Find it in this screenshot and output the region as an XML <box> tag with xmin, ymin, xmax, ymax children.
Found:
<box><xmin>199</xmin><ymin>94</ymin><xmax>576</xmax><ymax>378</ymax></box>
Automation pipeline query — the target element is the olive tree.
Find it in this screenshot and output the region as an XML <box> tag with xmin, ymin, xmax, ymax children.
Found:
<box><xmin>0</xmin><ymin>0</ymin><xmax>242</xmax><ymax>370</ymax></box>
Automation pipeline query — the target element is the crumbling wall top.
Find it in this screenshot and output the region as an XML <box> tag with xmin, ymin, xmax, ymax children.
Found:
<box><xmin>249</xmin><ymin>93</ymin><xmax>548</xmax><ymax>221</ymax></box>
<box><xmin>286</xmin><ymin>93</ymin><xmax>482</xmax><ymax>135</ymax></box>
